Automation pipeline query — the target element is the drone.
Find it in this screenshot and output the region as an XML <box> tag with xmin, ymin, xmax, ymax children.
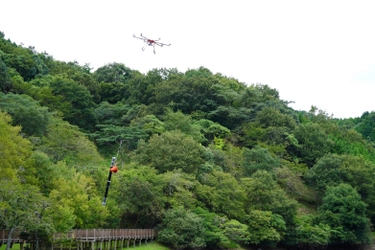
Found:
<box><xmin>133</xmin><ymin>33</ymin><xmax>171</xmax><ymax>54</ymax></box>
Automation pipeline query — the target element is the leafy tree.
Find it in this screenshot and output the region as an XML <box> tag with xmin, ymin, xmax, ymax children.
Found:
<box><xmin>317</xmin><ymin>183</ymin><xmax>371</xmax><ymax>245</ymax></box>
<box><xmin>222</xmin><ymin>219</ymin><xmax>250</xmax><ymax>244</ymax></box>
<box><xmin>158</xmin><ymin>170</ymin><xmax>199</xmax><ymax>210</ymax></box>
<box><xmin>23</xmin><ymin>75</ymin><xmax>73</xmax><ymax>117</ymax></box>
<box><xmin>157</xmin><ymin>206</ymin><xmax>206</xmax><ymax>250</ymax></box>
<box><xmin>193</xmin><ymin>207</ymin><xmax>227</xmax><ymax>249</ymax></box>
<box><xmin>330</xmin><ymin>128</ymin><xmax>375</xmax><ymax>162</ymax></box>
<box><xmin>163</xmin><ymin>109</ymin><xmax>205</xmax><ymax>143</ymax></box>
<box><xmin>134</xmin><ymin>130</ymin><xmax>205</xmax><ymax>174</ymax></box>
<box><xmin>44</xmin><ymin>201</ymin><xmax>75</xmax><ymax>233</ymax></box>
<box><xmin>125</xmin><ymin>72</ymin><xmax>157</xmax><ymax>105</ymax></box>
<box><xmin>153</xmin><ymin>69</ymin><xmax>218</xmax><ymax>114</ymax></box>
<box><xmin>91</xmin><ymin>124</ymin><xmax>148</xmax><ymax>157</ymax></box>
<box><xmin>47</xmin><ymin>61</ymin><xmax>100</xmax><ymax>102</ymax></box>
<box><xmin>289</xmin><ymin>123</ymin><xmax>334</xmax><ymax>167</ymax></box>
<box><xmin>94</xmin><ymin>63</ymin><xmax>135</xmax><ymax>103</ymax></box>
<box><xmin>215</xmin><ymin>143</ymin><xmax>245</xmax><ymax>178</ymax></box>
<box><xmin>240</xmin><ymin>171</ymin><xmax>297</xmax><ymax>230</ymax></box>
<box><xmin>208</xmin><ymin>105</ymin><xmax>253</xmax><ymax>130</ymax></box>
<box><xmin>93</xmin><ymin>101</ymin><xmax>131</xmax><ymax>126</ymax></box>
<box><xmin>256</xmin><ymin>106</ymin><xmax>297</xmax><ymax>130</ymax></box>
<box><xmin>194</xmin><ymin>118</ymin><xmax>231</xmax><ymax>143</ymax></box>
<box><xmin>0</xmin><ymin>110</ymin><xmax>33</xmax><ymax>181</ymax></box>
<box><xmin>294</xmin><ymin>215</ymin><xmax>331</xmax><ymax>249</ymax></box>
<box><xmin>94</xmin><ymin>62</ymin><xmax>133</xmax><ymax>84</ymax></box>
<box><xmin>354</xmin><ymin>111</ymin><xmax>375</xmax><ymax>142</ymax></box>
<box><xmin>37</xmin><ymin>117</ymin><xmax>103</xmax><ymax>165</ymax></box>
<box><xmin>0</xmin><ymin>93</ymin><xmax>50</xmax><ymax>136</ymax></box>
<box><xmin>245</xmin><ymin>210</ymin><xmax>286</xmax><ymax>247</ymax></box>
<box><xmin>0</xmin><ymin>56</ymin><xmax>12</xmax><ymax>93</ymax></box>
<box><xmin>48</xmin><ymin>161</ymin><xmax>108</xmax><ymax>229</ymax></box>
<box><xmin>306</xmin><ymin>154</ymin><xmax>375</xmax><ymax>222</ymax></box>
<box><xmin>304</xmin><ymin>154</ymin><xmax>347</xmax><ymax>192</ymax></box>
<box><xmin>50</xmin><ymin>76</ymin><xmax>96</xmax><ymax>131</ymax></box>
<box><xmin>116</xmin><ymin>165</ymin><xmax>165</xmax><ymax>228</ymax></box>
<box><xmin>195</xmin><ymin>170</ymin><xmax>245</xmax><ymax>220</ymax></box>
<box><xmin>243</xmin><ymin>145</ymin><xmax>281</xmax><ymax>176</ymax></box>
<box><xmin>275</xmin><ymin>166</ymin><xmax>312</xmax><ymax>202</ymax></box>
<box><xmin>130</xmin><ymin>114</ymin><xmax>165</xmax><ymax>136</ymax></box>
<box><xmin>0</xmin><ymin>39</ymin><xmax>48</xmax><ymax>81</ymax></box>
<box><xmin>0</xmin><ymin>180</ymin><xmax>52</xmax><ymax>250</ymax></box>
<box><xmin>241</xmin><ymin>121</ymin><xmax>267</xmax><ymax>148</ymax></box>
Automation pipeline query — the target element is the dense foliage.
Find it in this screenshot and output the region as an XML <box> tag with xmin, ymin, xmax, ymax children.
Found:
<box><xmin>1</xmin><ymin>31</ymin><xmax>375</xmax><ymax>250</ymax></box>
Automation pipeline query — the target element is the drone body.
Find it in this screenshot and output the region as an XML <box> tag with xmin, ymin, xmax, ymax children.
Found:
<box><xmin>133</xmin><ymin>33</ymin><xmax>171</xmax><ymax>54</ymax></box>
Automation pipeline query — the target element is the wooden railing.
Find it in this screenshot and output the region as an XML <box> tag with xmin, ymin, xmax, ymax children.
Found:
<box><xmin>1</xmin><ymin>229</ymin><xmax>156</xmax><ymax>243</ymax></box>
<box><xmin>1</xmin><ymin>230</ymin><xmax>23</xmax><ymax>243</ymax></box>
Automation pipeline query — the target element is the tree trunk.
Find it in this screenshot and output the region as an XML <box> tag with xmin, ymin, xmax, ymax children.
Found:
<box><xmin>6</xmin><ymin>227</ymin><xmax>15</xmax><ymax>250</ymax></box>
<box><xmin>34</xmin><ymin>231</ymin><xmax>39</xmax><ymax>250</ymax></box>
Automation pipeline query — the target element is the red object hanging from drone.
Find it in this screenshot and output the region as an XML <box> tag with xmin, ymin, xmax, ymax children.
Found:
<box><xmin>133</xmin><ymin>33</ymin><xmax>171</xmax><ymax>54</ymax></box>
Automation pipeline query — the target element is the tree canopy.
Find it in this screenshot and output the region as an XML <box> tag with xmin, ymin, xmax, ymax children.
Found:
<box><xmin>1</xmin><ymin>31</ymin><xmax>375</xmax><ymax>250</ymax></box>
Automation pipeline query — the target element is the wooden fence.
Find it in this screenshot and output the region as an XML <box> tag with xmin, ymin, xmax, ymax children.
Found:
<box><xmin>1</xmin><ymin>229</ymin><xmax>156</xmax><ymax>249</ymax></box>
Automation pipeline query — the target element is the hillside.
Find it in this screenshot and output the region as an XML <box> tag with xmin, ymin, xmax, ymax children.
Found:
<box><xmin>1</xmin><ymin>31</ymin><xmax>375</xmax><ymax>250</ymax></box>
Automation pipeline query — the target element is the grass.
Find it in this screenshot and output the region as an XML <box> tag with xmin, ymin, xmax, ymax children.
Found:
<box><xmin>0</xmin><ymin>244</ymin><xmax>20</xmax><ymax>250</ymax></box>
<box><xmin>371</xmin><ymin>232</ymin><xmax>375</xmax><ymax>243</ymax></box>
<box><xmin>128</xmin><ymin>241</ymin><xmax>169</xmax><ymax>250</ymax></box>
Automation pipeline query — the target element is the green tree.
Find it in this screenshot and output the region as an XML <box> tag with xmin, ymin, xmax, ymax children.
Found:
<box><xmin>0</xmin><ymin>56</ymin><xmax>12</xmax><ymax>93</ymax></box>
<box><xmin>245</xmin><ymin>210</ymin><xmax>286</xmax><ymax>247</ymax></box>
<box><xmin>352</xmin><ymin>111</ymin><xmax>375</xmax><ymax>142</ymax></box>
<box><xmin>196</xmin><ymin>170</ymin><xmax>245</xmax><ymax>220</ymax></box>
<box><xmin>37</xmin><ymin>117</ymin><xmax>103</xmax><ymax>165</ymax></box>
<box><xmin>50</xmin><ymin>76</ymin><xmax>96</xmax><ymax>131</ymax></box>
<box><xmin>130</xmin><ymin>114</ymin><xmax>165</xmax><ymax>136</ymax></box>
<box><xmin>241</xmin><ymin>171</ymin><xmax>297</xmax><ymax>230</ymax></box>
<box><xmin>163</xmin><ymin>109</ymin><xmax>205</xmax><ymax>143</ymax></box>
<box><xmin>304</xmin><ymin>154</ymin><xmax>347</xmax><ymax>192</ymax></box>
<box><xmin>0</xmin><ymin>39</ymin><xmax>48</xmax><ymax>81</ymax></box>
<box><xmin>94</xmin><ymin>63</ymin><xmax>134</xmax><ymax>103</ymax></box>
<box><xmin>158</xmin><ymin>170</ymin><xmax>198</xmax><ymax>210</ymax></box>
<box><xmin>243</xmin><ymin>145</ymin><xmax>281</xmax><ymax>176</ymax></box>
<box><xmin>317</xmin><ymin>183</ymin><xmax>370</xmax><ymax>245</ymax></box>
<box><xmin>194</xmin><ymin>118</ymin><xmax>230</xmax><ymax>143</ymax></box>
<box><xmin>294</xmin><ymin>215</ymin><xmax>331</xmax><ymax>249</ymax></box>
<box><xmin>157</xmin><ymin>206</ymin><xmax>206</xmax><ymax>250</ymax></box>
<box><xmin>0</xmin><ymin>93</ymin><xmax>50</xmax><ymax>136</ymax></box>
<box><xmin>48</xmin><ymin>161</ymin><xmax>108</xmax><ymax>229</ymax></box>
<box><xmin>134</xmin><ymin>130</ymin><xmax>205</xmax><ymax>174</ymax></box>
<box><xmin>92</xmin><ymin>124</ymin><xmax>148</xmax><ymax>156</ymax></box>
<box><xmin>209</xmin><ymin>142</ymin><xmax>244</xmax><ymax>178</ymax></box>
<box><xmin>222</xmin><ymin>219</ymin><xmax>250</xmax><ymax>244</ymax></box>
<box><xmin>241</xmin><ymin>121</ymin><xmax>267</xmax><ymax>148</ymax></box>
<box><xmin>0</xmin><ymin>180</ymin><xmax>52</xmax><ymax>250</ymax></box>
<box><xmin>0</xmin><ymin>110</ymin><xmax>33</xmax><ymax>181</ymax></box>
<box><xmin>275</xmin><ymin>166</ymin><xmax>311</xmax><ymax>202</ymax></box>
<box><xmin>290</xmin><ymin>123</ymin><xmax>334</xmax><ymax>167</ymax></box>
<box><xmin>116</xmin><ymin>165</ymin><xmax>165</xmax><ymax>228</ymax></box>
<box><xmin>255</xmin><ymin>106</ymin><xmax>297</xmax><ymax>130</ymax></box>
<box><xmin>94</xmin><ymin>62</ymin><xmax>133</xmax><ymax>84</ymax></box>
<box><xmin>153</xmin><ymin>68</ymin><xmax>218</xmax><ymax>114</ymax></box>
<box><xmin>193</xmin><ymin>207</ymin><xmax>227</xmax><ymax>249</ymax></box>
<box><xmin>305</xmin><ymin>153</ymin><xmax>375</xmax><ymax>222</ymax></box>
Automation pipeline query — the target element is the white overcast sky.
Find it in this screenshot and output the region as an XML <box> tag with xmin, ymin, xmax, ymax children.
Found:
<box><xmin>1</xmin><ymin>0</ymin><xmax>375</xmax><ymax>118</ymax></box>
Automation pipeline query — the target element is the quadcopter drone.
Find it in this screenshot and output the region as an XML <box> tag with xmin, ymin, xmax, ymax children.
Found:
<box><xmin>133</xmin><ymin>33</ymin><xmax>171</xmax><ymax>54</ymax></box>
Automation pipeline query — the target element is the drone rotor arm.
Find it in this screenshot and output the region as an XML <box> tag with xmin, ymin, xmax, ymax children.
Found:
<box><xmin>133</xmin><ymin>35</ymin><xmax>148</xmax><ymax>42</ymax></box>
<box><xmin>155</xmin><ymin>42</ymin><xmax>171</xmax><ymax>47</ymax></box>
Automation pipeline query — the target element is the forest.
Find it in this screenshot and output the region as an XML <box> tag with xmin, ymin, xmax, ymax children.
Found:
<box><xmin>2</xmin><ymin>30</ymin><xmax>375</xmax><ymax>250</ymax></box>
